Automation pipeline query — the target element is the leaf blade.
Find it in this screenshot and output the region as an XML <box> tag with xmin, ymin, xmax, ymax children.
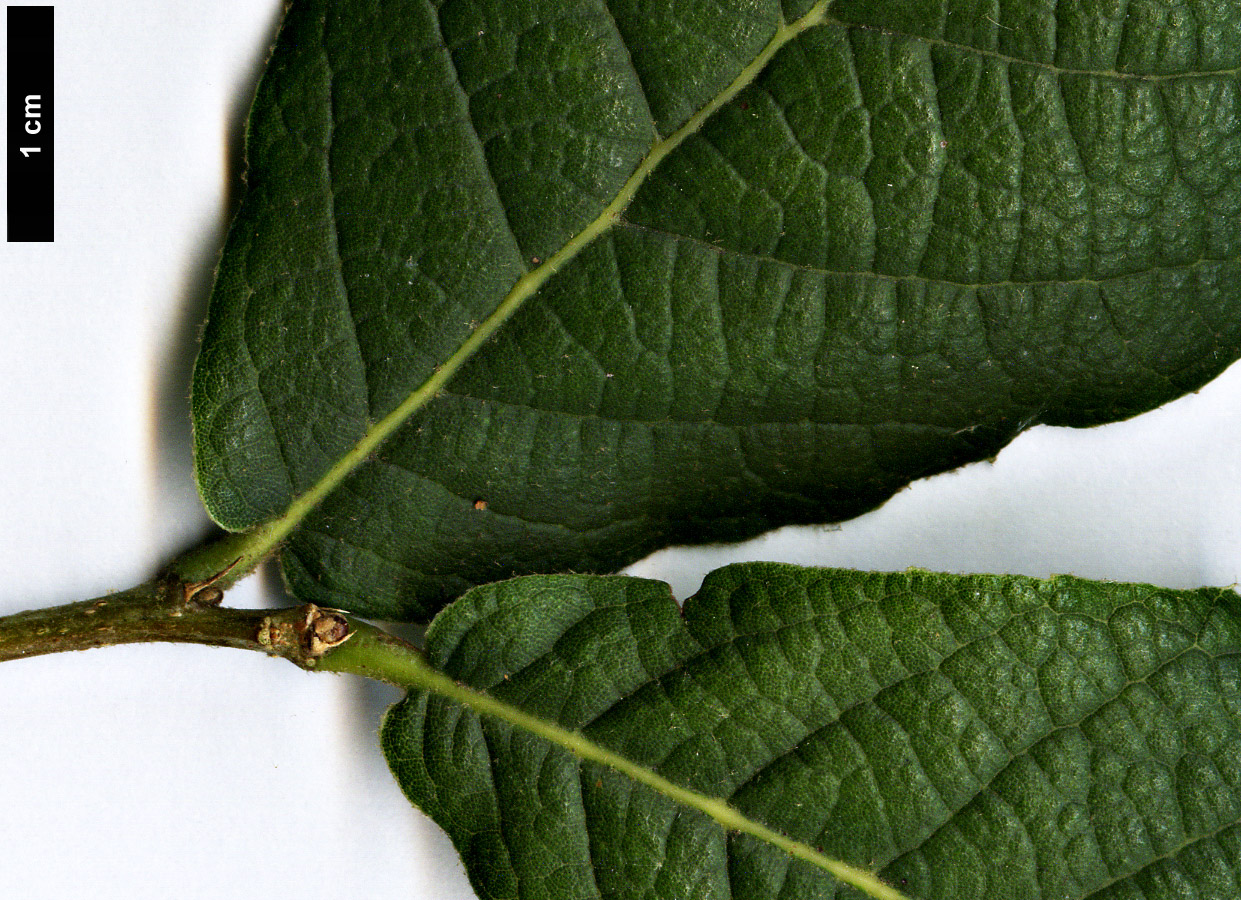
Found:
<box><xmin>381</xmin><ymin>564</ymin><xmax>1241</xmax><ymax>899</ymax></box>
<box><xmin>192</xmin><ymin>1</ymin><xmax>1241</xmax><ymax>618</ymax></box>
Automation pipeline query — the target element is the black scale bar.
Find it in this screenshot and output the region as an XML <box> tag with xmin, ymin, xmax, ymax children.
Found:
<box><xmin>8</xmin><ymin>6</ymin><xmax>53</xmax><ymax>242</ymax></box>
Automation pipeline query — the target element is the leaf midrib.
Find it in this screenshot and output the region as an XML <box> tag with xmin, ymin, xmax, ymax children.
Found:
<box><xmin>190</xmin><ymin>0</ymin><xmax>834</xmax><ymax>582</ymax></box>
<box><xmin>344</xmin><ymin>626</ymin><xmax>913</xmax><ymax>900</ymax></box>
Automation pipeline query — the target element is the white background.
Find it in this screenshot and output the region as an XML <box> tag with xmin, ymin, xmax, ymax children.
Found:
<box><xmin>3</xmin><ymin>3</ymin><xmax>1241</xmax><ymax>898</ymax></box>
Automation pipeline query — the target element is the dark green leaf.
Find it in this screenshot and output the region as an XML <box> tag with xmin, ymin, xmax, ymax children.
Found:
<box><xmin>383</xmin><ymin>563</ymin><xmax>1241</xmax><ymax>899</ymax></box>
<box><xmin>192</xmin><ymin>0</ymin><xmax>1241</xmax><ymax>620</ymax></box>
